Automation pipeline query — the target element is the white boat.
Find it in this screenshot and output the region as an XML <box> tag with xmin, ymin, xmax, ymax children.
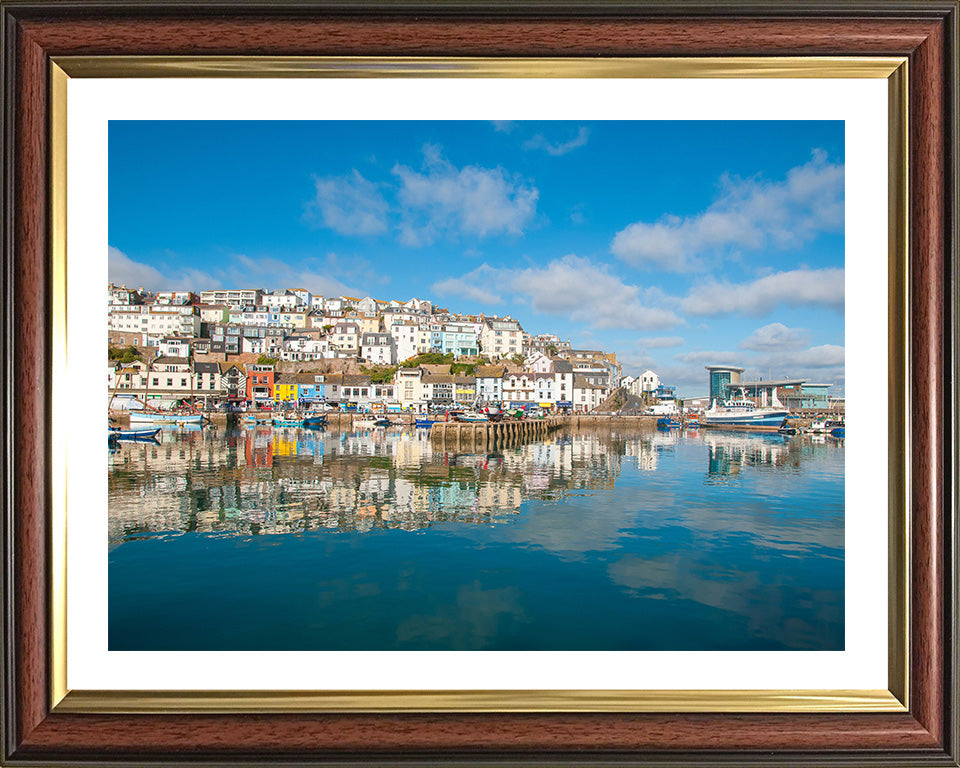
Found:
<box><xmin>700</xmin><ymin>398</ymin><xmax>789</xmax><ymax>432</ymax></box>
<box><xmin>455</xmin><ymin>412</ymin><xmax>489</xmax><ymax>423</ymax></box>
<box><xmin>129</xmin><ymin>411</ymin><xmax>204</xmax><ymax>425</ymax></box>
<box><xmin>355</xmin><ymin>416</ymin><xmax>391</xmax><ymax>429</ymax></box>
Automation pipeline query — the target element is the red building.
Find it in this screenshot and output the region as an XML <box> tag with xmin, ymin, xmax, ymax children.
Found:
<box><xmin>245</xmin><ymin>364</ymin><xmax>275</xmax><ymax>404</ymax></box>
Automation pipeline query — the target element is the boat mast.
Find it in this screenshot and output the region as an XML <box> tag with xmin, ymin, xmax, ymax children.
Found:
<box><xmin>142</xmin><ymin>353</ymin><xmax>153</xmax><ymax>409</ymax></box>
<box><xmin>189</xmin><ymin>345</ymin><xmax>196</xmax><ymax>412</ymax></box>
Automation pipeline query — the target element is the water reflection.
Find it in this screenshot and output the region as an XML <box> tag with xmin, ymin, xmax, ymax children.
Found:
<box><xmin>108</xmin><ymin>426</ymin><xmax>844</xmax><ymax>651</ymax></box>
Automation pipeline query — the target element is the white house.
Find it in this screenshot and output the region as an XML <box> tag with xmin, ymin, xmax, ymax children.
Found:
<box><xmin>389</xmin><ymin>321</ymin><xmax>419</xmax><ymax>363</ymax></box>
<box><xmin>480</xmin><ymin>318</ymin><xmax>523</xmax><ymax>360</ymax></box>
<box><xmin>395</xmin><ymin>367</ymin><xmax>423</xmax><ymax>410</ymax></box>
<box><xmin>475</xmin><ymin>365</ymin><xmax>506</xmax><ymax>404</ymax></box>
<box><xmin>361</xmin><ymin>332</ymin><xmax>395</xmax><ymax>365</ymax></box>
<box><xmin>503</xmin><ymin>372</ymin><xmax>536</xmax><ymax>407</ymax></box>
<box><xmin>524</xmin><ymin>351</ymin><xmax>554</xmax><ymax>373</ymax></box>
<box><xmin>330</xmin><ymin>322</ymin><xmax>361</xmax><ymax>355</ymax></box>
<box><xmin>573</xmin><ymin>375</ymin><xmax>609</xmax><ymax>413</ymax></box>
<box><xmin>157</xmin><ymin>336</ymin><xmax>192</xmax><ymax>358</ymax></box>
<box><xmin>639</xmin><ymin>369</ymin><xmax>661</xmax><ymax>393</ymax></box>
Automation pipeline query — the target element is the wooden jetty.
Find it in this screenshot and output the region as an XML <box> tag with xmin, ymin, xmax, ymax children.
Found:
<box><xmin>429</xmin><ymin>417</ymin><xmax>564</xmax><ymax>449</ymax></box>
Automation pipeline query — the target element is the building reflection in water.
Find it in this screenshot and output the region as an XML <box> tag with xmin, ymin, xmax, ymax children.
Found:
<box><xmin>108</xmin><ymin>425</ymin><xmax>839</xmax><ymax>548</ymax></box>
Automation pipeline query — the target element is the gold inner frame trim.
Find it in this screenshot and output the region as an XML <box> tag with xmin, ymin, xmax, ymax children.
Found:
<box><xmin>53</xmin><ymin>55</ymin><xmax>905</xmax><ymax>79</ymax></box>
<box><xmin>57</xmin><ymin>688</ymin><xmax>903</xmax><ymax>714</ymax></box>
<box><xmin>49</xmin><ymin>55</ymin><xmax>910</xmax><ymax>715</ymax></box>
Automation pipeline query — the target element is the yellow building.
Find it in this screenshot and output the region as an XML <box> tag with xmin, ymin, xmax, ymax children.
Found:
<box><xmin>273</xmin><ymin>375</ymin><xmax>298</xmax><ymax>403</ymax></box>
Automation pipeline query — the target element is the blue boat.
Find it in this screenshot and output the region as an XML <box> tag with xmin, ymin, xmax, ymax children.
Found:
<box><xmin>272</xmin><ymin>413</ymin><xmax>327</xmax><ymax>428</ymax></box>
<box><xmin>657</xmin><ymin>417</ymin><xmax>682</xmax><ymax>429</ymax></box>
<box><xmin>415</xmin><ymin>418</ymin><xmax>438</xmax><ymax>428</ymax></box>
<box><xmin>700</xmin><ymin>398</ymin><xmax>790</xmax><ymax>432</ymax></box>
<box><xmin>108</xmin><ymin>427</ymin><xmax>161</xmax><ymax>442</ymax></box>
<box><xmin>830</xmin><ymin>426</ymin><xmax>845</xmax><ymax>438</ymax></box>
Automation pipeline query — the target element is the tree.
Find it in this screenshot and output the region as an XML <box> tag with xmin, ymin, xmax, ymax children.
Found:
<box><xmin>257</xmin><ymin>355</ymin><xmax>279</xmax><ymax>366</ymax></box>
<box><xmin>108</xmin><ymin>345</ymin><xmax>143</xmax><ymax>365</ymax></box>
<box><xmin>546</xmin><ymin>344</ymin><xmax>558</xmax><ymax>356</ymax></box>
<box><xmin>510</xmin><ymin>353</ymin><xmax>525</xmax><ymax>367</ymax></box>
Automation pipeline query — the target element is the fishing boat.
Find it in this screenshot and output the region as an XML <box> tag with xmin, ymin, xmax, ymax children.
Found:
<box><xmin>700</xmin><ymin>397</ymin><xmax>790</xmax><ymax>432</ymax></box>
<box><xmin>272</xmin><ymin>413</ymin><xmax>327</xmax><ymax>428</ymax></box>
<box><xmin>129</xmin><ymin>410</ymin><xmax>204</xmax><ymax>425</ymax></box>
<box><xmin>455</xmin><ymin>412</ymin><xmax>488</xmax><ymax>423</ymax></box>
<box><xmin>415</xmin><ymin>418</ymin><xmax>438</xmax><ymax>428</ymax></box>
<box><xmin>108</xmin><ymin>426</ymin><xmax>161</xmax><ymax>443</ymax></box>
<box><xmin>656</xmin><ymin>417</ymin><xmax>682</xmax><ymax>429</ymax></box>
<box><xmin>826</xmin><ymin>419</ymin><xmax>845</xmax><ymax>438</ymax></box>
<box><xmin>355</xmin><ymin>416</ymin><xmax>391</xmax><ymax>429</ymax></box>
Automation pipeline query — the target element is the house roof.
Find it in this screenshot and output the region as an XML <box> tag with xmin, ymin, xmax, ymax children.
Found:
<box><xmin>474</xmin><ymin>365</ymin><xmax>506</xmax><ymax>378</ymax></box>
<box><xmin>573</xmin><ymin>374</ymin><xmax>606</xmax><ymax>389</ymax></box>
<box><xmin>193</xmin><ymin>362</ymin><xmax>220</xmax><ymax>374</ymax></box>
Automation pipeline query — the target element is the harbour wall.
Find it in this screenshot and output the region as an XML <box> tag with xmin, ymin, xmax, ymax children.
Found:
<box><xmin>429</xmin><ymin>417</ymin><xmax>565</xmax><ymax>449</ymax></box>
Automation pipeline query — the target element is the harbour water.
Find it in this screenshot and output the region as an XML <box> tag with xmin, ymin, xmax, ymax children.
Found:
<box><xmin>108</xmin><ymin>425</ymin><xmax>844</xmax><ymax>651</ymax></box>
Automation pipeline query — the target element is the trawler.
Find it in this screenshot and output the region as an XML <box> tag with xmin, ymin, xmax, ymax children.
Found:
<box><xmin>700</xmin><ymin>392</ymin><xmax>790</xmax><ymax>432</ymax></box>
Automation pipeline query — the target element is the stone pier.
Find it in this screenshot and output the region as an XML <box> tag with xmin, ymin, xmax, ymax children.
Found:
<box><xmin>429</xmin><ymin>417</ymin><xmax>564</xmax><ymax>449</ymax></box>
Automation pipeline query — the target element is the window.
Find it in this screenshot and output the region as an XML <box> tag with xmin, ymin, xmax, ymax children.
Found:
<box><xmin>152</xmin><ymin>378</ymin><xmax>159</xmax><ymax>386</ymax></box>
<box><xmin>166</xmin><ymin>379</ymin><xmax>173</xmax><ymax>386</ymax></box>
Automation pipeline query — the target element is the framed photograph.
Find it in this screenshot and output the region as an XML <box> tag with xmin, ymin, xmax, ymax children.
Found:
<box><xmin>2</xmin><ymin>2</ymin><xmax>957</xmax><ymax>766</ymax></box>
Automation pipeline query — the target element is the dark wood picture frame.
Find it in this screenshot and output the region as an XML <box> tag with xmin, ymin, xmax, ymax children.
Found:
<box><xmin>1</xmin><ymin>2</ymin><xmax>957</xmax><ymax>765</ymax></box>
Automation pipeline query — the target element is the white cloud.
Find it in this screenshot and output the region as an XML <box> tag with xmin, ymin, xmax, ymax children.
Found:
<box><xmin>522</xmin><ymin>127</ymin><xmax>590</xmax><ymax>156</ymax></box>
<box><xmin>739</xmin><ymin>322</ymin><xmax>810</xmax><ymax>350</ymax></box>
<box><xmin>225</xmin><ymin>254</ymin><xmax>360</xmax><ymax>298</ymax></box>
<box><xmin>610</xmin><ymin>150</ymin><xmax>844</xmax><ymax>271</ymax></box>
<box><xmin>751</xmin><ymin>344</ymin><xmax>845</xmax><ymax>371</ymax></box>
<box><xmin>682</xmin><ymin>267</ymin><xmax>844</xmax><ymax>316</ymax></box>
<box><xmin>432</xmin><ymin>265</ymin><xmax>504</xmax><ymax>306</ymax></box>
<box><xmin>637</xmin><ymin>336</ymin><xmax>685</xmax><ymax>349</ymax></box>
<box><xmin>509</xmin><ymin>255</ymin><xmax>678</xmax><ymax>330</ymax></box>
<box><xmin>491</xmin><ymin>120</ymin><xmax>515</xmax><ymax>133</ymax></box>
<box><xmin>108</xmin><ymin>246</ymin><xmax>220</xmax><ymax>292</ymax></box>
<box><xmin>307</xmin><ymin>170</ymin><xmax>389</xmax><ymax>236</ymax></box>
<box><xmin>432</xmin><ymin>255</ymin><xmax>680</xmax><ymax>331</ymax></box>
<box><xmin>393</xmin><ymin>145</ymin><xmax>538</xmax><ymax>246</ymax></box>
<box><xmin>108</xmin><ymin>246</ymin><xmax>167</xmax><ymax>291</ymax></box>
<box><xmin>673</xmin><ymin>349</ymin><xmax>741</xmax><ymax>365</ymax></box>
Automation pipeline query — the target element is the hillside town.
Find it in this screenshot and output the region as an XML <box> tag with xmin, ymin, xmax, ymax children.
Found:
<box><xmin>107</xmin><ymin>283</ymin><xmax>677</xmax><ymax>414</ymax></box>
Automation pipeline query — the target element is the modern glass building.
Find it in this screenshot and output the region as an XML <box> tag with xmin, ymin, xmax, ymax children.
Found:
<box><xmin>705</xmin><ymin>365</ymin><xmax>745</xmax><ymax>402</ymax></box>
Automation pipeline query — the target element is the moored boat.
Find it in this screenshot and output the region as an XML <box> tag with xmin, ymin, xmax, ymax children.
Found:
<box><xmin>700</xmin><ymin>397</ymin><xmax>790</xmax><ymax>432</ymax></box>
<box><xmin>129</xmin><ymin>411</ymin><xmax>205</xmax><ymax>425</ymax></box>
<box><xmin>272</xmin><ymin>413</ymin><xmax>327</xmax><ymax>428</ymax></box>
<box><xmin>108</xmin><ymin>426</ymin><xmax>161</xmax><ymax>442</ymax></box>
<box><xmin>656</xmin><ymin>417</ymin><xmax>682</xmax><ymax>429</ymax></box>
<box><xmin>825</xmin><ymin>419</ymin><xmax>845</xmax><ymax>438</ymax></box>
<box><xmin>415</xmin><ymin>418</ymin><xmax>438</xmax><ymax>428</ymax></box>
<box><xmin>355</xmin><ymin>416</ymin><xmax>391</xmax><ymax>429</ymax></box>
<box><xmin>455</xmin><ymin>412</ymin><xmax>488</xmax><ymax>423</ymax></box>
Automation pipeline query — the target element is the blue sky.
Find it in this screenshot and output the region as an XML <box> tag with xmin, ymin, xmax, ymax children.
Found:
<box><xmin>109</xmin><ymin>120</ymin><xmax>844</xmax><ymax>397</ymax></box>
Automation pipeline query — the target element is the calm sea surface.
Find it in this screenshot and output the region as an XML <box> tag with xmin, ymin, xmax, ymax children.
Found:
<box><xmin>108</xmin><ymin>425</ymin><xmax>844</xmax><ymax>651</ymax></box>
